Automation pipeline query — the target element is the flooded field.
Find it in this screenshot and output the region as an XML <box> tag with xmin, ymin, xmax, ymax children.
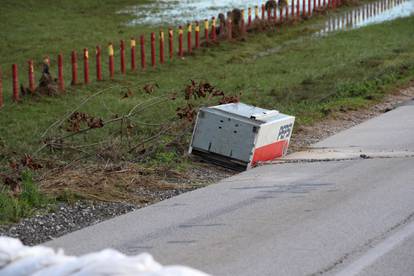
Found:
<box><xmin>121</xmin><ymin>0</ymin><xmax>414</xmax><ymax>27</ymax></box>
<box><xmin>121</xmin><ymin>0</ymin><xmax>276</xmax><ymax>25</ymax></box>
<box><xmin>320</xmin><ymin>0</ymin><xmax>414</xmax><ymax>34</ymax></box>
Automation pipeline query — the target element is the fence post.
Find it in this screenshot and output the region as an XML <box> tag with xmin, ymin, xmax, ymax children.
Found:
<box><xmin>0</xmin><ymin>68</ymin><xmax>3</xmax><ymax>108</ymax></box>
<box><xmin>140</xmin><ymin>35</ymin><xmax>146</xmax><ymax>70</ymax></box>
<box><xmin>280</xmin><ymin>5</ymin><xmax>284</xmax><ymax>22</ymax></box>
<box><xmin>204</xmin><ymin>20</ymin><xmax>209</xmax><ymax>43</ymax></box>
<box><xmin>286</xmin><ymin>3</ymin><xmax>289</xmax><ymax>21</ymax></box>
<box><xmin>120</xmin><ymin>40</ymin><xmax>126</xmax><ymax>74</ymax></box>
<box><xmin>297</xmin><ymin>0</ymin><xmax>300</xmax><ymax>18</ymax></box>
<box><xmin>108</xmin><ymin>43</ymin><xmax>115</xmax><ymax>79</ymax></box>
<box><xmin>160</xmin><ymin>30</ymin><xmax>165</xmax><ymax>64</ymax></box>
<box><xmin>248</xmin><ymin>7</ymin><xmax>252</xmax><ymax>27</ymax></box>
<box><xmin>262</xmin><ymin>4</ymin><xmax>266</xmax><ymax>21</ymax></box>
<box><xmin>309</xmin><ymin>0</ymin><xmax>312</xmax><ymax>15</ymax></box>
<box><xmin>58</xmin><ymin>54</ymin><xmax>65</xmax><ymax>92</ymax></box>
<box><xmin>71</xmin><ymin>50</ymin><xmax>78</xmax><ymax>85</ymax></box>
<box><xmin>211</xmin><ymin>17</ymin><xmax>217</xmax><ymax>41</ymax></box>
<box><xmin>292</xmin><ymin>0</ymin><xmax>295</xmax><ymax>17</ymax></box>
<box><xmin>241</xmin><ymin>9</ymin><xmax>246</xmax><ymax>34</ymax></box>
<box><xmin>96</xmin><ymin>46</ymin><xmax>102</xmax><ymax>81</ymax></box>
<box><xmin>187</xmin><ymin>23</ymin><xmax>192</xmax><ymax>54</ymax></box>
<box><xmin>12</xmin><ymin>64</ymin><xmax>19</xmax><ymax>102</ymax></box>
<box><xmin>303</xmin><ymin>0</ymin><xmax>306</xmax><ymax>16</ymax></box>
<box><xmin>179</xmin><ymin>26</ymin><xmax>184</xmax><ymax>57</ymax></box>
<box><xmin>318</xmin><ymin>0</ymin><xmax>321</xmax><ymax>10</ymax></box>
<box><xmin>151</xmin><ymin>32</ymin><xmax>156</xmax><ymax>68</ymax></box>
<box><xmin>255</xmin><ymin>5</ymin><xmax>259</xmax><ymax>21</ymax></box>
<box><xmin>83</xmin><ymin>48</ymin><xmax>89</xmax><ymax>84</ymax></box>
<box><xmin>195</xmin><ymin>22</ymin><xmax>200</xmax><ymax>48</ymax></box>
<box><xmin>131</xmin><ymin>38</ymin><xmax>136</xmax><ymax>71</ymax></box>
<box><xmin>169</xmin><ymin>28</ymin><xmax>174</xmax><ymax>60</ymax></box>
<box><xmin>267</xmin><ymin>6</ymin><xmax>272</xmax><ymax>22</ymax></box>
<box><xmin>28</xmin><ymin>60</ymin><xmax>35</xmax><ymax>93</ymax></box>
<box><xmin>227</xmin><ymin>18</ymin><xmax>232</xmax><ymax>40</ymax></box>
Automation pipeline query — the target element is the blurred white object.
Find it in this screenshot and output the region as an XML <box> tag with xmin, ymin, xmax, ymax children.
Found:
<box><xmin>0</xmin><ymin>237</ymin><xmax>209</xmax><ymax>276</ymax></box>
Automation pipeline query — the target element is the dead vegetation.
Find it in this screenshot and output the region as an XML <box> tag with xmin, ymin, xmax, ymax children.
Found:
<box><xmin>1</xmin><ymin>80</ymin><xmax>240</xmax><ymax>204</ymax></box>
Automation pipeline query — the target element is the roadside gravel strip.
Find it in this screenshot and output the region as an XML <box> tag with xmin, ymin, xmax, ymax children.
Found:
<box><xmin>1</xmin><ymin>85</ymin><xmax>413</xmax><ymax>246</ymax></box>
<box><xmin>0</xmin><ymin>166</ymin><xmax>233</xmax><ymax>245</ymax></box>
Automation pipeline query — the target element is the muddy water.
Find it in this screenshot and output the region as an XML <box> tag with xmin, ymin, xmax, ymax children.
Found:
<box><xmin>319</xmin><ymin>0</ymin><xmax>414</xmax><ymax>34</ymax></box>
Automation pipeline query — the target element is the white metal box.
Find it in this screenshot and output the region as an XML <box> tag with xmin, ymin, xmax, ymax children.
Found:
<box><xmin>189</xmin><ymin>103</ymin><xmax>295</xmax><ymax>170</ymax></box>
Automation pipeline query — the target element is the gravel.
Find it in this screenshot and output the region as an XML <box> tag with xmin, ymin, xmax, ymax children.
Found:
<box><xmin>0</xmin><ymin>165</ymin><xmax>234</xmax><ymax>246</ymax></box>
<box><xmin>0</xmin><ymin>201</ymin><xmax>136</xmax><ymax>246</ymax></box>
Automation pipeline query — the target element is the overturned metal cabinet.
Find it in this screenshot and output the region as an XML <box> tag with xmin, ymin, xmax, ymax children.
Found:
<box><xmin>189</xmin><ymin>103</ymin><xmax>295</xmax><ymax>170</ymax></box>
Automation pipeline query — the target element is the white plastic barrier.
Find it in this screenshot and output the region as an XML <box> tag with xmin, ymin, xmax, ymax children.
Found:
<box><xmin>0</xmin><ymin>237</ymin><xmax>209</xmax><ymax>276</ymax></box>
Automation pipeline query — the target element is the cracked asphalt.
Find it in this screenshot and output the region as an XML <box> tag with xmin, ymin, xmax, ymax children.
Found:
<box><xmin>45</xmin><ymin>100</ymin><xmax>414</xmax><ymax>276</ymax></box>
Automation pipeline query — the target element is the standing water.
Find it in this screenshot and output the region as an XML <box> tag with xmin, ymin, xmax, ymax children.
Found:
<box><xmin>319</xmin><ymin>0</ymin><xmax>414</xmax><ymax>34</ymax></box>
<box><xmin>121</xmin><ymin>0</ymin><xmax>289</xmax><ymax>26</ymax></box>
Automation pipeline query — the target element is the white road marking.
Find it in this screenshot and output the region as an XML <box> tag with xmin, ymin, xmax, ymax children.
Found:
<box><xmin>335</xmin><ymin>220</ymin><xmax>414</xmax><ymax>276</ymax></box>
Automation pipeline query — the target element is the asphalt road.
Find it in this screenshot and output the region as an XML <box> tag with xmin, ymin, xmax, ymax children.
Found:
<box><xmin>46</xmin><ymin>101</ymin><xmax>414</xmax><ymax>276</ymax></box>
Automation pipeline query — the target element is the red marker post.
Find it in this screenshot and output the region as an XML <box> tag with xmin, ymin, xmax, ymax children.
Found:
<box><xmin>204</xmin><ymin>20</ymin><xmax>209</xmax><ymax>44</ymax></box>
<box><xmin>120</xmin><ymin>40</ymin><xmax>126</xmax><ymax>74</ymax></box>
<box><xmin>303</xmin><ymin>0</ymin><xmax>306</xmax><ymax>17</ymax></box>
<box><xmin>140</xmin><ymin>35</ymin><xmax>146</xmax><ymax>70</ymax></box>
<box><xmin>267</xmin><ymin>7</ymin><xmax>272</xmax><ymax>22</ymax></box>
<box><xmin>28</xmin><ymin>60</ymin><xmax>35</xmax><ymax>93</ymax></box>
<box><xmin>71</xmin><ymin>50</ymin><xmax>78</xmax><ymax>85</ymax></box>
<box><xmin>58</xmin><ymin>54</ymin><xmax>65</xmax><ymax>92</ymax></box>
<box><xmin>96</xmin><ymin>46</ymin><xmax>102</xmax><ymax>81</ymax></box>
<box><xmin>108</xmin><ymin>43</ymin><xmax>115</xmax><ymax>79</ymax></box>
<box><xmin>0</xmin><ymin>68</ymin><xmax>3</xmax><ymax>108</ymax></box>
<box><xmin>83</xmin><ymin>48</ymin><xmax>89</xmax><ymax>84</ymax></box>
<box><xmin>178</xmin><ymin>26</ymin><xmax>184</xmax><ymax>57</ymax></box>
<box><xmin>211</xmin><ymin>17</ymin><xmax>217</xmax><ymax>42</ymax></box>
<box><xmin>151</xmin><ymin>32</ymin><xmax>156</xmax><ymax>68</ymax></box>
<box><xmin>159</xmin><ymin>30</ymin><xmax>165</xmax><ymax>64</ymax></box>
<box><xmin>195</xmin><ymin>22</ymin><xmax>200</xmax><ymax>49</ymax></box>
<box><xmin>187</xmin><ymin>23</ymin><xmax>192</xmax><ymax>55</ymax></box>
<box><xmin>227</xmin><ymin>18</ymin><xmax>232</xmax><ymax>40</ymax></box>
<box><xmin>297</xmin><ymin>0</ymin><xmax>300</xmax><ymax>18</ymax></box>
<box><xmin>248</xmin><ymin>7</ymin><xmax>252</xmax><ymax>27</ymax></box>
<box><xmin>12</xmin><ymin>64</ymin><xmax>19</xmax><ymax>102</ymax></box>
<box><xmin>131</xmin><ymin>38</ymin><xmax>136</xmax><ymax>71</ymax></box>
<box><xmin>241</xmin><ymin>9</ymin><xmax>246</xmax><ymax>35</ymax></box>
<box><xmin>168</xmin><ymin>28</ymin><xmax>174</xmax><ymax>60</ymax></box>
<box><xmin>262</xmin><ymin>4</ymin><xmax>266</xmax><ymax>21</ymax></box>
<box><xmin>286</xmin><ymin>3</ymin><xmax>289</xmax><ymax>21</ymax></box>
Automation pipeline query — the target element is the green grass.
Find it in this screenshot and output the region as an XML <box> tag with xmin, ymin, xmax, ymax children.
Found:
<box><xmin>0</xmin><ymin>1</ymin><xmax>413</xmax><ymax>216</ymax></box>
<box><xmin>0</xmin><ymin>171</ymin><xmax>52</xmax><ymax>224</ymax></box>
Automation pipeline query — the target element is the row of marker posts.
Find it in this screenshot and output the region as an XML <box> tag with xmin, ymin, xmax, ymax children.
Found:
<box><xmin>0</xmin><ymin>0</ymin><xmax>345</xmax><ymax>108</ymax></box>
<box><xmin>321</xmin><ymin>0</ymin><xmax>403</xmax><ymax>35</ymax></box>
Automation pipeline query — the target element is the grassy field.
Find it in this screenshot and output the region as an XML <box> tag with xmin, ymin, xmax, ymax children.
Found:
<box><xmin>0</xmin><ymin>0</ymin><xmax>414</xmax><ymax>222</ymax></box>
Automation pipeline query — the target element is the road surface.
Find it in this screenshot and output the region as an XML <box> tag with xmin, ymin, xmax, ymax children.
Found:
<box><xmin>46</xmin><ymin>100</ymin><xmax>414</xmax><ymax>276</ymax></box>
